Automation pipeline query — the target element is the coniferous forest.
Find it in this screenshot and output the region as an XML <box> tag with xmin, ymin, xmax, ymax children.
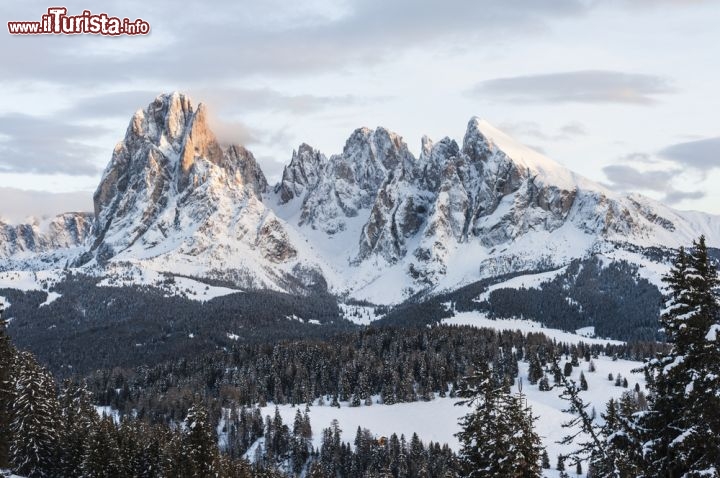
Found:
<box><xmin>0</xmin><ymin>236</ymin><xmax>719</xmax><ymax>477</ymax></box>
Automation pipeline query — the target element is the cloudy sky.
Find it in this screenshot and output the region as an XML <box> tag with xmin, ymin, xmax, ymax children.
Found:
<box><xmin>1</xmin><ymin>0</ymin><xmax>718</xmax><ymax>222</ymax></box>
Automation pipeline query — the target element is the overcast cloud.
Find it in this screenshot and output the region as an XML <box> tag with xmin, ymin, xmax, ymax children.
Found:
<box><xmin>0</xmin><ymin>0</ymin><xmax>718</xmax><ymax>217</ymax></box>
<box><xmin>471</xmin><ymin>71</ymin><xmax>675</xmax><ymax>105</ymax></box>
<box><xmin>658</xmin><ymin>137</ymin><xmax>720</xmax><ymax>173</ymax></box>
<box><xmin>0</xmin><ymin>187</ymin><xmax>92</xmax><ymax>223</ymax></box>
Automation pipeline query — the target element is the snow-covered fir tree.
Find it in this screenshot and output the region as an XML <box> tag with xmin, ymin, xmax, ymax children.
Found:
<box><xmin>81</xmin><ymin>415</ymin><xmax>122</xmax><ymax>477</ymax></box>
<box><xmin>58</xmin><ymin>380</ymin><xmax>99</xmax><ymax>476</ymax></box>
<box><xmin>10</xmin><ymin>352</ymin><xmax>61</xmax><ymax>478</ymax></box>
<box><xmin>640</xmin><ymin>236</ymin><xmax>720</xmax><ymax>476</ymax></box>
<box><xmin>181</xmin><ymin>401</ymin><xmax>221</xmax><ymax>477</ymax></box>
<box><xmin>455</xmin><ymin>363</ymin><xmax>543</xmax><ymax>477</ymax></box>
<box><xmin>0</xmin><ymin>303</ymin><xmax>16</xmax><ymax>469</ymax></box>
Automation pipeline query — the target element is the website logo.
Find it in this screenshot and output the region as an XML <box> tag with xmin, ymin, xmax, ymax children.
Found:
<box><xmin>8</xmin><ymin>7</ymin><xmax>150</xmax><ymax>35</ymax></box>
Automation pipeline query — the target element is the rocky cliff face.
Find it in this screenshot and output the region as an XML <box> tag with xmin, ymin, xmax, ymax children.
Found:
<box><xmin>89</xmin><ymin>92</ymin><xmax>286</xmax><ymax>267</ymax></box>
<box><xmin>288</xmin><ymin>127</ymin><xmax>416</xmax><ymax>235</ymax></box>
<box><xmin>342</xmin><ymin>118</ymin><xmax>584</xmax><ymax>281</ymax></box>
<box><xmin>275</xmin><ymin>143</ymin><xmax>326</xmax><ymax>204</ymax></box>
<box><xmin>2</xmin><ymin>92</ymin><xmax>719</xmax><ymax>301</ymax></box>
<box><xmin>0</xmin><ymin>213</ymin><xmax>93</xmax><ymax>264</ymax></box>
<box><xmin>275</xmin><ymin>115</ymin><xmax>719</xmax><ymax>295</ymax></box>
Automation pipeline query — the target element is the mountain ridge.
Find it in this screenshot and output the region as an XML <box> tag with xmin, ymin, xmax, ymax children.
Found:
<box><xmin>1</xmin><ymin>91</ymin><xmax>719</xmax><ymax>304</ymax></box>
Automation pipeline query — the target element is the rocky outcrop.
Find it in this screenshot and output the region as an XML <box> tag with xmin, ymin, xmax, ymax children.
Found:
<box><xmin>2</xmin><ymin>92</ymin><xmax>717</xmax><ymax>300</ymax></box>
<box><xmin>0</xmin><ymin>213</ymin><xmax>93</xmax><ymax>258</ymax></box>
<box><xmin>91</xmin><ymin>93</ymin><xmax>296</xmax><ymax>272</ymax></box>
<box><xmin>291</xmin><ymin>127</ymin><xmax>415</xmax><ymax>234</ymax></box>
<box><xmin>353</xmin><ymin>118</ymin><xmax>583</xmax><ymax>274</ymax></box>
<box><xmin>275</xmin><ymin>143</ymin><xmax>325</xmax><ymax>204</ymax></box>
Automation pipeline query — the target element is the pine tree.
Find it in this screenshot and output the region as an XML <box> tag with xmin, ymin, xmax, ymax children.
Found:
<box><xmin>82</xmin><ymin>415</ymin><xmax>122</xmax><ymax>477</ymax></box>
<box><xmin>455</xmin><ymin>363</ymin><xmax>542</xmax><ymax>477</ymax></box>
<box><xmin>58</xmin><ymin>380</ymin><xmax>99</xmax><ymax>476</ymax></box>
<box><xmin>161</xmin><ymin>430</ymin><xmax>186</xmax><ymax>478</ymax></box>
<box><xmin>640</xmin><ymin>237</ymin><xmax>720</xmax><ymax>476</ymax></box>
<box><xmin>10</xmin><ymin>352</ymin><xmax>60</xmax><ymax>478</ymax></box>
<box><xmin>182</xmin><ymin>402</ymin><xmax>221</xmax><ymax>477</ymax></box>
<box><xmin>528</xmin><ymin>355</ymin><xmax>543</xmax><ymax>385</ymax></box>
<box><xmin>0</xmin><ymin>303</ymin><xmax>16</xmax><ymax>469</ymax></box>
<box><xmin>555</xmin><ymin>358</ymin><xmax>622</xmax><ymax>478</ymax></box>
<box><xmin>579</xmin><ymin>371</ymin><xmax>588</xmax><ymax>391</ymax></box>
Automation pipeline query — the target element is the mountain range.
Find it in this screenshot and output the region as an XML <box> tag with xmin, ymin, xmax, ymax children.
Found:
<box><xmin>1</xmin><ymin>92</ymin><xmax>719</xmax><ymax>305</ymax></box>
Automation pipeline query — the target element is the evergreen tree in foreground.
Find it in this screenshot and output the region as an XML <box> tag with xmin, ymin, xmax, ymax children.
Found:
<box><xmin>0</xmin><ymin>302</ymin><xmax>16</xmax><ymax>469</ymax></box>
<box><xmin>181</xmin><ymin>401</ymin><xmax>222</xmax><ymax>477</ymax></box>
<box><xmin>10</xmin><ymin>352</ymin><xmax>61</xmax><ymax>477</ymax></box>
<box><xmin>455</xmin><ymin>363</ymin><xmax>543</xmax><ymax>477</ymax></box>
<box><xmin>640</xmin><ymin>236</ymin><xmax>720</xmax><ymax>476</ymax></box>
<box><xmin>58</xmin><ymin>380</ymin><xmax>99</xmax><ymax>475</ymax></box>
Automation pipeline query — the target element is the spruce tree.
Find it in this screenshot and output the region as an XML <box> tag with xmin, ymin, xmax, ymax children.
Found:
<box><xmin>528</xmin><ymin>355</ymin><xmax>543</xmax><ymax>385</ymax></box>
<box><xmin>58</xmin><ymin>380</ymin><xmax>99</xmax><ymax>476</ymax></box>
<box><xmin>10</xmin><ymin>352</ymin><xmax>60</xmax><ymax>478</ymax></box>
<box><xmin>0</xmin><ymin>303</ymin><xmax>16</xmax><ymax>469</ymax></box>
<box><xmin>182</xmin><ymin>402</ymin><xmax>221</xmax><ymax>477</ymax></box>
<box><xmin>542</xmin><ymin>449</ymin><xmax>550</xmax><ymax>469</ymax></box>
<box><xmin>579</xmin><ymin>371</ymin><xmax>588</xmax><ymax>391</ymax></box>
<box><xmin>555</xmin><ymin>357</ymin><xmax>622</xmax><ymax>478</ymax></box>
<box><xmin>640</xmin><ymin>237</ymin><xmax>720</xmax><ymax>476</ymax></box>
<box><xmin>455</xmin><ymin>363</ymin><xmax>542</xmax><ymax>477</ymax></box>
<box><xmin>82</xmin><ymin>415</ymin><xmax>122</xmax><ymax>477</ymax></box>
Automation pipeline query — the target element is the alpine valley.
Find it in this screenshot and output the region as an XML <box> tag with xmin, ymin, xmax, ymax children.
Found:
<box><xmin>1</xmin><ymin>92</ymin><xmax>719</xmax><ymax>373</ymax></box>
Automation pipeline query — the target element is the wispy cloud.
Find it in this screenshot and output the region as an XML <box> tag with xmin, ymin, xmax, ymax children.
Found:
<box><xmin>602</xmin><ymin>139</ymin><xmax>717</xmax><ymax>206</ymax></box>
<box><xmin>190</xmin><ymin>87</ymin><xmax>366</xmax><ymax>116</ymax></box>
<box><xmin>499</xmin><ymin>120</ymin><xmax>587</xmax><ymax>141</ymax></box>
<box><xmin>658</xmin><ymin>136</ymin><xmax>720</xmax><ymax>173</ymax></box>
<box><xmin>603</xmin><ymin>164</ymin><xmax>681</xmax><ymax>192</ymax></box>
<box><xmin>471</xmin><ymin>70</ymin><xmax>675</xmax><ymax>104</ymax></box>
<box><xmin>0</xmin><ymin>114</ymin><xmax>106</xmax><ymax>176</ymax></box>
<box><xmin>0</xmin><ymin>187</ymin><xmax>92</xmax><ymax>223</ymax></box>
<box><xmin>602</xmin><ymin>161</ymin><xmax>705</xmax><ymax>205</ymax></box>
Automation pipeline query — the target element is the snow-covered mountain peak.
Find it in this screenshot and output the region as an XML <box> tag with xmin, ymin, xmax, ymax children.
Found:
<box><xmin>276</xmin><ymin>143</ymin><xmax>326</xmax><ymax>204</ymax></box>
<box><xmin>278</xmin><ymin>125</ymin><xmax>416</xmax><ymax>235</ymax></box>
<box><xmin>342</xmin><ymin>126</ymin><xmax>410</xmax><ymax>173</ymax></box>
<box><xmin>90</xmin><ymin>92</ymin><xmax>273</xmax><ymax>266</ymax></box>
<box><xmin>2</xmin><ymin>93</ymin><xmax>720</xmax><ymax>304</ymax></box>
<box><xmin>464</xmin><ymin>117</ymin><xmax>583</xmax><ymax>193</ymax></box>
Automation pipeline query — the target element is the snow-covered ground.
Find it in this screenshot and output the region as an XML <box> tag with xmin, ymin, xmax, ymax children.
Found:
<box><xmin>97</xmin><ymin>267</ymin><xmax>241</xmax><ymax>302</ymax></box>
<box><xmin>38</xmin><ymin>292</ymin><xmax>61</xmax><ymax>307</ymax></box>
<box><xmin>442</xmin><ymin>311</ymin><xmax>624</xmax><ymax>346</ymax></box>
<box><xmin>473</xmin><ymin>268</ymin><xmax>567</xmax><ymax>303</ymax></box>
<box><xmin>0</xmin><ymin>472</ymin><xmax>25</xmax><ymax>478</ymax></box>
<box><xmin>339</xmin><ymin>303</ymin><xmax>385</xmax><ymax>325</ymax></box>
<box><xmin>0</xmin><ymin>269</ymin><xmax>64</xmax><ymax>291</ymax></box>
<box><xmin>259</xmin><ymin>353</ymin><xmax>644</xmax><ymax>477</ymax></box>
<box><xmin>94</xmin><ymin>405</ymin><xmax>121</xmax><ymax>424</ymax></box>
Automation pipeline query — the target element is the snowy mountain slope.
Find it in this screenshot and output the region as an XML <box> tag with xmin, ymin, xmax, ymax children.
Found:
<box><xmin>0</xmin><ymin>91</ymin><xmax>718</xmax><ymax>304</ymax></box>
<box><xmin>0</xmin><ymin>213</ymin><xmax>93</xmax><ymax>269</ymax></box>
<box><xmin>271</xmin><ymin>116</ymin><xmax>720</xmax><ymax>302</ymax></box>
<box><xmin>81</xmin><ymin>92</ymin><xmax>340</xmax><ymax>293</ymax></box>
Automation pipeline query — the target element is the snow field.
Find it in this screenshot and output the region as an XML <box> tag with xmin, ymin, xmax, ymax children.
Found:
<box><xmin>255</xmin><ymin>353</ymin><xmax>645</xmax><ymax>477</ymax></box>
